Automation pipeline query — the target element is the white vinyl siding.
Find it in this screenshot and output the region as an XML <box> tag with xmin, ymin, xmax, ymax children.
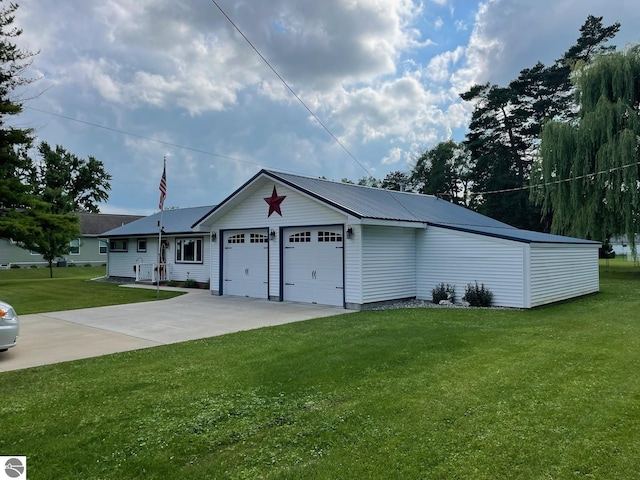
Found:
<box><xmin>344</xmin><ymin>223</ymin><xmax>363</xmax><ymax>306</ymax></box>
<box><xmin>529</xmin><ymin>243</ymin><xmax>599</xmax><ymax>307</ymax></box>
<box><xmin>417</xmin><ymin>226</ymin><xmax>526</xmax><ymax>308</ymax></box>
<box><xmin>361</xmin><ymin>225</ymin><xmax>416</xmax><ymax>304</ymax></box>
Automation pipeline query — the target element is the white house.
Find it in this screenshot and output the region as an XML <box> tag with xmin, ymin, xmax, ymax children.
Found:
<box><xmin>102</xmin><ymin>206</ymin><xmax>215</xmax><ymax>284</ymax></box>
<box><xmin>103</xmin><ymin>170</ymin><xmax>601</xmax><ymax>309</ymax></box>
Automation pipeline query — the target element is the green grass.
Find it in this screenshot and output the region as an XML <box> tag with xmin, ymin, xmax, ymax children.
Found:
<box><xmin>0</xmin><ymin>266</ymin><xmax>182</xmax><ymax>314</ymax></box>
<box><xmin>1</xmin><ymin>264</ymin><xmax>640</xmax><ymax>478</ymax></box>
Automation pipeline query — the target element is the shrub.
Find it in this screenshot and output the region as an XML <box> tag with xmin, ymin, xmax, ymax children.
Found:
<box><xmin>10</xmin><ymin>264</ymin><xmax>20</xmax><ymax>269</ymax></box>
<box><xmin>432</xmin><ymin>282</ymin><xmax>455</xmax><ymax>303</ymax></box>
<box><xmin>462</xmin><ymin>281</ymin><xmax>493</xmax><ymax>307</ymax></box>
<box><xmin>182</xmin><ymin>279</ymin><xmax>199</xmax><ymax>289</ymax></box>
<box><xmin>167</xmin><ymin>280</ymin><xmax>178</xmax><ymax>287</ymax></box>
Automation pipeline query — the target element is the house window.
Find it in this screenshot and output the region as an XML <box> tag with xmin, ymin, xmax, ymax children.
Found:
<box><xmin>176</xmin><ymin>238</ymin><xmax>203</xmax><ymax>263</ymax></box>
<box><xmin>110</xmin><ymin>239</ymin><xmax>128</xmax><ymax>252</ymax></box>
<box><xmin>99</xmin><ymin>240</ymin><xmax>108</xmax><ymax>255</ymax></box>
<box><xmin>137</xmin><ymin>239</ymin><xmax>147</xmax><ymax>252</ymax></box>
<box><xmin>69</xmin><ymin>238</ymin><xmax>81</xmax><ymax>255</ymax></box>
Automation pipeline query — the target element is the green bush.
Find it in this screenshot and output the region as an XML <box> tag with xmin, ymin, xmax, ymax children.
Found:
<box><xmin>182</xmin><ymin>279</ymin><xmax>199</xmax><ymax>289</ymax></box>
<box><xmin>432</xmin><ymin>282</ymin><xmax>455</xmax><ymax>303</ymax></box>
<box><xmin>167</xmin><ymin>280</ymin><xmax>178</xmax><ymax>287</ymax></box>
<box><xmin>462</xmin><ymin>281</ymin><xmax>493</xmax><ymax>307</ymax></box>
<box><xmin>10</xmin><ymin>264</ymin><xmax>20</xmax><ymax>269</ymax></box>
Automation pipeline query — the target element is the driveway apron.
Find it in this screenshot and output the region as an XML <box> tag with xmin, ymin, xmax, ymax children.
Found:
<box><xmin>0</xmin><ymin>289</ymin><xmax>345</xmax><ymax>372</ymax></box>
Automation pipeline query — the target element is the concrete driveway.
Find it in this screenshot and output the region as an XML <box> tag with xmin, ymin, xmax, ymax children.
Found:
<box><xmin>0</xmin><ymin>288</ymin><xmax>346</xmax><ymax>372</ymax></box>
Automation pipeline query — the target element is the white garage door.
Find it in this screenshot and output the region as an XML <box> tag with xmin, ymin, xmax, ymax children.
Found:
<box><xmin>283</xmin><ymin>226</ymin><xmax>344</xmax><ymax>307</ymax></box>
<box><xmin>223</xmin><ymin>230</ymin><xmax>268</xmax><ymax>298</ymax></box>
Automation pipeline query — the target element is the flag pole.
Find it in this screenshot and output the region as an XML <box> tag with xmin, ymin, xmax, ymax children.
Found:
<box><xmin>157</xmin><ymin>156</ymin><xmax>167</xmax><ymax>298</ymax></box>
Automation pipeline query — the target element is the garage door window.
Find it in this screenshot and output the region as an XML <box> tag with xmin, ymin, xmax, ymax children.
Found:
<box><xmin>176</xmin><ymin>238</ymin><xmax>203</xmax><ymax>263</ymax></box>
<box><xmin>289</xmin><ymin>232</ymin><xmax>311</xmax><ymax>243</ymax></box>
<box><xmin>250</xmin><ymin>233</ymin><xmax>268</xmax><ymax>243</ymax></box>
<box><xmin>228</xmin><ymin>234</ymin><xmax>245</xmax><ymax>244</ymax></box>
<box><xmin>318</xmin><ymin>231</ymin><xmax>342</xmax><ymax>242</ymax></box>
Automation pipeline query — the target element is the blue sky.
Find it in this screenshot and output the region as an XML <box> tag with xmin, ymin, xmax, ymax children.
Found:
<box><xmin>12</xmin><ymin>0</ymin><xmax>639</xmax><ymax>215</ymax></box>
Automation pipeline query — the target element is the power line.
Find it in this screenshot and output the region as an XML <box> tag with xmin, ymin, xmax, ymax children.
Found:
<box><xmin>469</xmin><ymin>161</ymin><xmax>640</xmax><ymax>197</ymax></box>
<box><xmin>208</xmin><ymin>0</ymin><xmax>374</xmax><ymax>179</ymax></box>
<box><xmin>25</xmin><ymin>106</ymin><xmax>263</xmax><ymax>167</ymax></box>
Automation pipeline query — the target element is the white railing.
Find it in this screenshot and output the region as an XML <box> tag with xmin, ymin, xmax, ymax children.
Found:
<box><xmin>135</xmin><ymin>263</ymin><xmax>172</xmax><ymax>282</ymax></box>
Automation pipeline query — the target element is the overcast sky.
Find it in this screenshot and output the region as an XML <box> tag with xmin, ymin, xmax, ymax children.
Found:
<box><xmin>12</xmin><ymin>0</ymin><xmax>640</xmax><ymax>215</ymax></box>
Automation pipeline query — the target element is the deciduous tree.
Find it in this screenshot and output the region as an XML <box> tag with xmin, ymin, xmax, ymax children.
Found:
<box><xmin>410</xmin><ymin>140</ymin><xmax>472</xmax><ymax>206</ymax></box>
<box><xmin>22</xmin><ymin>143</ymin><xmax>112</xmax><ymax>276</ymax></box>
<box><xmin>538</xmin><ymin>46</ymin><xmax>640</xmax><ymax>251</ymax></box>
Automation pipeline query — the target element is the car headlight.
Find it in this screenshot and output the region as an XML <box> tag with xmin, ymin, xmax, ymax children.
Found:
<box><xmin>0</xmin><ymin>306</ymin><xmax>17</xmax><ymax>323</ymax></box>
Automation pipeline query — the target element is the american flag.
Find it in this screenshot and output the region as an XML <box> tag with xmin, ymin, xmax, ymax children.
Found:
<box><xmin>158</xmin><ymin>159</ymin><xmax>167</xmax><ymax>210</ymax></box>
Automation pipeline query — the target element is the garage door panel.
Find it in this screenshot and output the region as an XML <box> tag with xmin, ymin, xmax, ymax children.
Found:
<box><xmin>223</xmin><ymin>230</ymin><xmax>268</xmax><ymax>298</ymax></box>
<box><xmin>283</xmin><ymin>227</ymin><xmax>344</xmax><ymax>307</ymax></box>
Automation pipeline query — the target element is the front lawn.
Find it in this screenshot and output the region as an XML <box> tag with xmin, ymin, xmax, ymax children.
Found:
<box><xmin>0</xmin><ymin>266</ymin><xmax>182</xmax><ymax>314</ymax></box>
<box><xmin>1</xmin><ymin>264</ymin><xmax>639</xmax><ymax>479</ymax></box>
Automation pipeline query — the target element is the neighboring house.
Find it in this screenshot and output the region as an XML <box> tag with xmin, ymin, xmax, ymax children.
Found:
<box><xmin>0</xmin><ymin>213</ymin><xmax>143</xmax><ymax>268</ymax></box>
<box><xmin>102</xmin><ymin>170</ymin><xmax>601</xmax><ymax>309</ymax></box>
<box><xmin>610</xmin><ymin>235</ymin><xmax>639</xmax><ymax>260</ymax></box>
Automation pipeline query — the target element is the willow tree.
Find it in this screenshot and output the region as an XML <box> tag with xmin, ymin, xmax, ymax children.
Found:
<box><xmin>538</xmin><ymin>46</ymin><xmax>640</xmax><ymax>250</ymax></box>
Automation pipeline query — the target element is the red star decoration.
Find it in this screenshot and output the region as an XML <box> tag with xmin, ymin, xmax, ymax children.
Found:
<box><xmin>264</xmin><ymin>185</ymin><xmax>286</xmax><ymax>217</ymax></box>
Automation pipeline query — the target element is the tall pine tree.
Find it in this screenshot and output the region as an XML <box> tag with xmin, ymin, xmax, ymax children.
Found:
<box><xmin>0</xmin><ymin>0</ymin><xmax>39</xmax><ymax>241</ymax></box>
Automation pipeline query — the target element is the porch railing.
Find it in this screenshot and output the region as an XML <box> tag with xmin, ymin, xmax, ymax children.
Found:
<box><xmin>135</xmin><ymin>263</ymin><xmax>172</xmax><ymax>282</ymax></box>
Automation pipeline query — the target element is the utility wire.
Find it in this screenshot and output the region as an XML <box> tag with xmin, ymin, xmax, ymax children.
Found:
<box><xmin>467</xmin><ymin>161</ymin><xmax>640</xmax><ymax>197</ymax></box>
<box><xmin>25</xmin><ymin>106</ymin><xmax>263</xmax><ymax>168</ymax></box>
<box><xmin>208</xmin><ymin>0</ymin><xmax>374</xmax><ymax>180</ymax></box>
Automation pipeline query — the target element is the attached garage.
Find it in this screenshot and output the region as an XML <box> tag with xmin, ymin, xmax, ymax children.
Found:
<box><xmin>282</xmin><ymin>226</ymin><xmax>344</xmax><ymax>306</ymax></box>
<box><xmin>189</xmin><ymin>169</ymin><xmax>601</xmax><ymax>310</ymax></box>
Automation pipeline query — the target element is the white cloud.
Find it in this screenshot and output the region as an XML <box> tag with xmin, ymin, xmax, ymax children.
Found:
<box><xmin>381</xmin><ymin>147</ymin><xmax>404</xmax><ymax>165</ymax></box>
<box><xmin>10</xmin><ymin>0</ymin><xmax>640</xmax><ymax>213</ymax></box>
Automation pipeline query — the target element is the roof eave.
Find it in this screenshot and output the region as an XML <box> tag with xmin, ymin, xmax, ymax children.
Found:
<box><xmin>429</xmin><ymin>223</ymin><xmax>600</xmax><ymax>245</ymax></box>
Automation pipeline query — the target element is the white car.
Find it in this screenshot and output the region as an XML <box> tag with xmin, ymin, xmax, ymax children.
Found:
<box><xmin>0</xmin><ymin>300</ymin><xmax>19</xmax><ymax>352</ymax></box>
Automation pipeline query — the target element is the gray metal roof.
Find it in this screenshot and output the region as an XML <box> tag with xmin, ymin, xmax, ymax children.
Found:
<box><xmin>101</xmin><ymin>205</ymin><xmax>215</xmax><ymax>237</ymax></box>
<box><xmin>108</xmin><ymin>170</ymin><xmax>597</xmax><ymax>246</ymax></box>
<box><xmin>261</xmin><ymin>170</ymin><xmax>598</xmax><ymax>245</ymax></box>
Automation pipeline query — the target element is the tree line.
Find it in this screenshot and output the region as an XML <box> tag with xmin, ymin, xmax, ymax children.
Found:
<box><xmin>346</xmin><ymin>15</ymin><xmax>640</xmax><ymax>252</ymax></box>
<box><xmin>0</xmin><ymin>1</ymin><xmax>111</xmax><ymax>276</ymax></box>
